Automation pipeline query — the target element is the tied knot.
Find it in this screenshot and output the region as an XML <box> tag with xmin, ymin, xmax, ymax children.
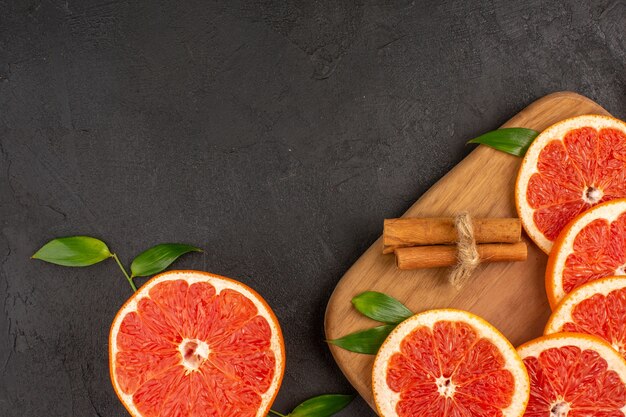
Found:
<box><xmin>449</xmin><ymin>212</ymin><xmax>480</xmax><ymax>289</ymax></box>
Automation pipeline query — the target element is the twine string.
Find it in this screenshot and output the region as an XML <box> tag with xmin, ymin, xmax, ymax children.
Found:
<box><xmin>449</xmin><ymin>212</ymin><xmax>480</xmax><ymax>289</ymax></box>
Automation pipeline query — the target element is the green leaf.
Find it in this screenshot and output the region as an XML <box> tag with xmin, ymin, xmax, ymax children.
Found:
<box><xmin>352</xmin><ymin>291</ymin><xmax>413</xmax><ymax>324</ymax></box>
<box><xmin>130</xmin><ymin>243</ymin><xmax>202</xmax><ymax>277</ymax></box>
<box><xmin>288</xmin><ymin>394</ymin><xmax>354</xmax><ymax>417</ymax></box>
<box><xmin>467</xmin><ymin>127</ymin><xmax>539</xmax><ymax>157</ymax></box>
<box><xmin>328</xmin><ymin>325</ymin><xmax>396</xmax><ymax>355</ymax></box>
<box><xmin>32</xmin><ymin>236</ymin><xmax>111</xmax><ymax>267</ymax></box>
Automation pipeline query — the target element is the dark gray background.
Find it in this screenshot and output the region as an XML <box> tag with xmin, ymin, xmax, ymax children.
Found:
<box><xmin>1</xmin><ymin>0</ymin><xmax>624</xmax><ymax>415</ymax></box>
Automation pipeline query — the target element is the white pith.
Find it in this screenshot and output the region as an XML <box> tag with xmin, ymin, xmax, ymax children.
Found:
<box><xmin>582</xmin><ymin>186</ymin><xmax>603</xmax><ymax>204</ymax></box>
<box><xmin>109</xmin><ymin>271</ymin><xmax>284</xmax><ymax>417</ymax></box>
<box><xmin>372</xmin><ymin>310</ymin><xmax>530</xmax><ymax>417</ymax></box>
<box><xmin>517</xmin><ymin>334</ymin><xmax>626</xmax><ymax>414</ymax></box>
<box><xmin>548</xmin><ymin>200</ymin><xmax>626</xmax><ymax>305</ymax></box>
<box><xmin>550</xmin><ymin>400</ymin><xmax>570</xmax><ymax>417</ymax></box>
<box><xmin>435</xmin><ymin>375</ymin><xmax>456</xmax><ymax>398</ymax></box>
<box><xmin>178</xmin><ymin>338</ymin><xmax>210</xmax><ymax>372</ymax></box>
<box><xmin>546</xmin><ymin>277</ymin><xmax>626</xmax><ymax>354</ymax></box>
<box><xmin>516</xmin><ymin>115</ymin><xmax>626</xmax><ymax>254</ymax></box>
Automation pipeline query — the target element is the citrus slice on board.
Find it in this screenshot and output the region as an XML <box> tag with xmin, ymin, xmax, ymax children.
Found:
<box><xmin>109</xmin><ymin>270</ymin><xmax>285</xmax><ymax>417</ymax></box>
<box><xmin>545</xmin><ymin>276</ymin><xmax>626</xmax><ymax>359</ymax></box>
<box><xmin>517</xmin><ymin>333</ymin><xmax>626</xmax><ymax>417</ymax></box>
<box><xmin>515</xmin><ymin>114</ymin><xmax>626</xmax><ymax>254</ymax></box>
<box><xmin>546</xmin><ymin>199</ymin><xmax>626</xmax><ymax>308</ymax></box>
<box><xmin>372</xmin><ymin>309</ymin><xmax>529</xmax><ymax>417</ymax></box>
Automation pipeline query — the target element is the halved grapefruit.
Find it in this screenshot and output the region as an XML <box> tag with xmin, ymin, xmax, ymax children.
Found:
<box><xmin>109</xmin><ymin>270</ymin><xmax>285</xmax><ymax>417</ymax></box>
<box><xmin>546</xmin><ymin>199</ymin><xmax>626</xmax><ymax>308</ymax></box>
<box><xmin>517</xmin><ymin>333</ymin><xmax>626</xmax><ymax>416</ymax></box>
<box><xmin>516</xmin><ymin>114</ymin><xmax>626</xmax><ymax>254</ymax></box>
<box><xmin>372</xmin><ymin>309</ymin><xmax>529</xmax><ymax>417</ymax></box>
<box><xmin>545</xmin><ymin>276</ymin><xmax>626</xmax><ymax>359</ymax></box>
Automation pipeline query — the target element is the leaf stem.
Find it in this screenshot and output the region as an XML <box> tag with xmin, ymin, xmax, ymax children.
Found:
<box><xmin>111</xmin><ymin>253</ymin><xmax>137</xmax><ymax>292</ymax></box>
<box><xmin>268</xmin><ymin>410</ymin><xmax>287</xmax><ymax>417</ymax></box>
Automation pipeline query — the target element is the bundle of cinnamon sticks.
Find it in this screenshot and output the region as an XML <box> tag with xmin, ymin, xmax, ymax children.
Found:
<box><xmin>383</xmin><ymin>217</ymin><xmax>527</xmax><ymax>270</ymax></box>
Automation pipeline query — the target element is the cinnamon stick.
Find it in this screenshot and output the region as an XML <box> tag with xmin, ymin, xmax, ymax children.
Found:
<box><xmin>383</xmin><ymin>217</ymin><xmax>521</xmax><ymax>254</ymax></box>
<box><xmin>395</xmin><ymin>242</ymin><xmax>527</xmax><ymax>270</ymax></box>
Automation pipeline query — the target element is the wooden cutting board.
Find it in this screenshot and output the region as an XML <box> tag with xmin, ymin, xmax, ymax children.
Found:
<box><xmin>324</xmin><ymin>91</ymin><xmax>612</xmax><ymax>411</ymax></box>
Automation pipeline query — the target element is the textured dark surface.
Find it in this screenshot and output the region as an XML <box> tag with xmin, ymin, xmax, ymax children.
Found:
<box><xmin>0</xmin><ymin>0</ymin><xmax>624</xmax><ymax>415</ymax></box>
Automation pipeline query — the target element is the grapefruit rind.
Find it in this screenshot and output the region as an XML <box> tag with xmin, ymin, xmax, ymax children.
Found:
<box><xmin>372</xmin><ymin>309</ymin><xmax>530</xmax><ymax>417</ymax></box>
<box><xmin>517</xmin><ymin>333</ymin><xmax>625</xmax><ymax>363</ymax></box>
<box><xmin>545</xmin><ymin>276</ymin><xmax>626</xmax><ymax>355</ymax></box>
<box><xmin>517</xmin><ymin>332</ymin><xmax>626</xmax><ymax>415</ymax></box>
<box><xmin>545</xmin><ymin>199</ymin><xmax>626</xmax><ymax>308</ymax></box>
<box><xmin>109</xmin><ymin>270</ymin><xmax>285</xmax><ymax>417</ymax></box>
<box><xmin>515</xmin><ymin>114</ymin><xmax>626</xmax><ymax>254</ymax></box>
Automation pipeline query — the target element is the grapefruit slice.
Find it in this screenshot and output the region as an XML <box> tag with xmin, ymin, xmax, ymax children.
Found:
<box><xmin>109</xmin><ymin>270</ymin><xmax>285</xmax><ymax>417</ymax></box>
<box><xmin>516</xmin><ymin>114</ymin><xmax>626</xmax><ymax>253</ymax></box>
<box><xmin>372</xmin><ymin>309</ymin><xmax>529</xmax><ymax>417</ymax></box>
<box><xmin>546</xmin><ymin>199</ymin><xmax>626</xmax><ymax>308</ymax></box>
<box><xmin>517</xmin><ymin>333</ymin><xmax>626</xmax><ymax>416</ymax></box>
<box><xmin>545</xmin><ymin>276</ymin><xmax>626</xmax><ymax>360</ymax></box>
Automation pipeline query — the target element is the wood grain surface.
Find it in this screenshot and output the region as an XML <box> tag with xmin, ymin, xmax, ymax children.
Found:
<box><xmin>324</xmin><ymin>91</ymin><xmax>611</xmax><ymax>411</ymax></box>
